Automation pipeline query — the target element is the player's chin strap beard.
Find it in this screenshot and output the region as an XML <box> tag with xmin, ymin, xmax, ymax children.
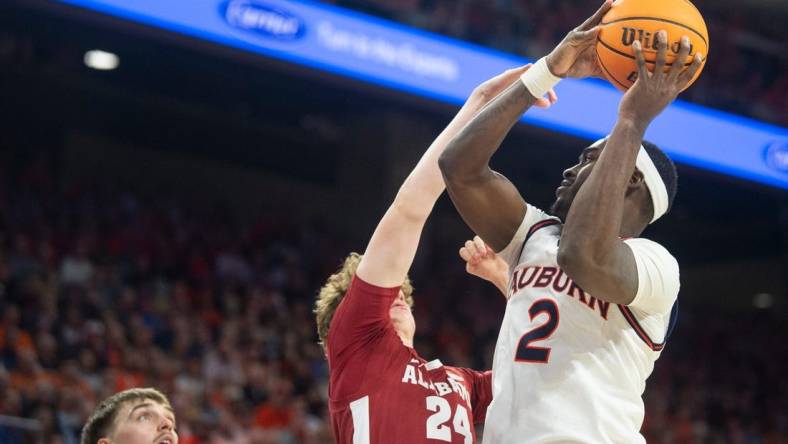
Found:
<box><xmin>590</xmin><ymin>137</ymin><xmax>669</xmax><ymax>224</ymax></box>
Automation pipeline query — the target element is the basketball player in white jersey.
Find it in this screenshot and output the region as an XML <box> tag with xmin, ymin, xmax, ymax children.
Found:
<box><xmin>438</xmin><ymin>0</ymin><xmax>704</xmax><ymax>441</ymax></box>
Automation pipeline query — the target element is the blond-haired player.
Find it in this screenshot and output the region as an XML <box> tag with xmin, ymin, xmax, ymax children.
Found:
<box><xmin>315</xmin><ymin>67</ymin><xmax>555</xmax><ymax>443</ymax></box>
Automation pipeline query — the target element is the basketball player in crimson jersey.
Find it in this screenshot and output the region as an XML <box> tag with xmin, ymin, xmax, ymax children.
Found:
<box><xmin>439</xmin><ymin>1</ymin><xmax>704</xmax><ymax>442</ymax></box>
<box><xmin>314</xmin><ymin>67</ymin><xmax>556</xmax><ymax>443</ymax></box>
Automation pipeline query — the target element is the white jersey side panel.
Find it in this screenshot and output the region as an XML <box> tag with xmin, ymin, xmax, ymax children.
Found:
<box><xmin>483</xmin><ymin>204</ymin><xmax>679</xmax><ymax>444</ymax></box>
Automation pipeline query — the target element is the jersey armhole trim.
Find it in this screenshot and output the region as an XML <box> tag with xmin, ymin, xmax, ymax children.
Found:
<box><xmin>617</xmin><ymin>305</ymin><xmax>666</xmax><ymax>351</ymax></box>
<box><xmin>516</xmin><ymin>219</ymin><xmax>561</xmax><ymax>261</ymax></box>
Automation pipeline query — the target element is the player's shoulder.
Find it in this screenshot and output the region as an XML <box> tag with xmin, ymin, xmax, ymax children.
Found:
<box><xmin>623</xmin><ymin>237</ymin><xmax>680</xmax><ymax>283</ymax></box>
<box><xmin>347</xmin><ymin>274</ymin><xmax>402</xmax><ymax>298</ymax></box>
<box><xmin>523</xmin><ymin>204</ymin><xmax>562</xmax><ymax>246</ymax></box>
<box><xmin>498</xmin><ymin>204</ymin><xmax>561</xmax><ymax>265</ymax></box>
<box><xmin>623</xmin><ymin>237</ymin><xmax>677</xmax><ymax>264</ymax></box>
<box><xmin>525</xmin><ymin>203</ymin><xmax>561</xmax><ymax>225</ymax></box>
<box><xmin>523</xmin><ymin>204</ymin><xmax>562</xmax><ymax>237</ymax></box>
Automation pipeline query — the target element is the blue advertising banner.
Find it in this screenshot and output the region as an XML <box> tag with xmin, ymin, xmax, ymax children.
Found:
<box><xmin>54</xmin><ymin>0</ymin><xmax>788</xmax><ymax>189</ymax></box>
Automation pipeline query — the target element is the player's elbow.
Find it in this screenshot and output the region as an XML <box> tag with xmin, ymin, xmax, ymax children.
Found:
<box><xmin>556</xmin><ymin>245</ymin><xmax>577</xmax><ymax>274</ymax></box>
<box><xmin>557</xmin><ymin>247</ymin><xmax>601</xmax><ymax>299</ymax></box>
<box><xmin>438</xmin><ymin>148</ymin><xmax>460</xmax><ymax>182</ymax></box>
<box><xmin>557</xmin><ymin>243</ymin><xmax>616</xmax><ymax>291</ymax></box>
<box><xmin>556</xmin><ymin>243</ymin><xmax>592</xmax><ymax>277</ymax></box>
<box><xmin>438</xmin><ymin>147</ymin><xmax>486</xmax><ymax>190</ymax></box>
<box><xmin>390</xmin><ymin>194</ymin><xmax>432</xmax><ymax>223</ymax></box>
<box><xmin>440</xmin><ymin>131</ymin><xmax>479</xmax><ymax>177</ymax></box>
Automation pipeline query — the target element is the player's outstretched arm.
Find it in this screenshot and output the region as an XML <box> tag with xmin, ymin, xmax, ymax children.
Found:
<box><xmin>439</xmin><ymin>0</ymin><xmax>612</xmax><ymax>252</ymax></box>
<box><xmin>558</xmin><ymin>32</ymin><xmax>703</xmax><ymax>305</ymax></box>
<box><xmin>460</xmin><ymin>236</ymin><xmax>511</xmax><ymax>298</ymax></box>
<box><xmin>356</xmin><ymin>67</ymin><xmax>552</xmax><ymax>288</ymax></box>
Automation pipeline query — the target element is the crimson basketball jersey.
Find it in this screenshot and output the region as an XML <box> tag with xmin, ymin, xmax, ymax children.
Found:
<box><xmin>327</xmin><ymin>276</ymin><xmax>492</xmax><ymax>444</ymax></box>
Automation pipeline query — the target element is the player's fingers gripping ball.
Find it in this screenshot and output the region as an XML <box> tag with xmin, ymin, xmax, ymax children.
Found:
<box><xmin>595</xmin><ymin>0</ymin><xmax>709</xmax><ymax>91</ymax></box>
<box><xmin>472</xmin><ymin>236</ymin><xmax>488</xmax><ymax>259</ymax></box>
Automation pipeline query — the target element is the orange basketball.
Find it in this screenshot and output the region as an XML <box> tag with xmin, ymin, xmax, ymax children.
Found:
<box><xmin>596</xmin><ymin>0</ymin><xmax>709</xmax><ymax>91</ymax></box>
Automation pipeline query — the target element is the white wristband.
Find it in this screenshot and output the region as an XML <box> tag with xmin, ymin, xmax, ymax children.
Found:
<box><xmin>520</xmin><ymin>57</ymin><xmax>561</xmax><ymax>99</ymax></box>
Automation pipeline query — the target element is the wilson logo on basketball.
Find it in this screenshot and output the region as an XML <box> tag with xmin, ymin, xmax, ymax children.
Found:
<box><xmin>221</xmin><ymin>0</ymin><xmax>306</xmax><ymax>40</ymax></box>
<box><xmin>620</xmin><ymin>28</ymin><xmax>694</xmax><ymax>55</ymax></box>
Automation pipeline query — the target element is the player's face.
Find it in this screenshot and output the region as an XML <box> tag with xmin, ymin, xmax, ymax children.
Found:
<box><xmin>390</xmin><ymin>290</ymin><xmax>416</xmax><ymax>346</ymax></box>
<box><xmin>99</xmin><ymin>401</ymin><xmax>178</xmax><ymax>444</ymax></box>
<box><xmin>550</xmin><ymin>143</ymin><xmax>602</xmax><ymax>221</ymax></box>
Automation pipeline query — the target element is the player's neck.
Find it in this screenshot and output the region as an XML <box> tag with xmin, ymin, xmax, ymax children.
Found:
<box><xmin>618</xmin><ymin>192</ymin><xmax>653</xmax><ymax>238</ymax></box>
<box><xmin>619</xmin><ymin>216</ymin><xmax>647</xmax><ymax>239</ymax></box>
<box><xmin>398</xmin><ymin>333</ymin><xmax>414</xmax><ymax>348</ymax></box>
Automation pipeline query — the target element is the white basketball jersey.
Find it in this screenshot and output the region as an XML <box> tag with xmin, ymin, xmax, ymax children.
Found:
<box><xmin>482</xmin><ymin>204</ymin><xmax>680</xmax><ymax>444</ymax></box>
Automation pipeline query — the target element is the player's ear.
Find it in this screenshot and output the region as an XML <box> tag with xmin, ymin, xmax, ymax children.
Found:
<box><xmin>629</xmin><ymin>170</ymin><xmax>644</xmax><ymax>187</ymax></box>
<box><xmin>625</xmin><ymin>170</ymin><xmax>645</xmax><ymax>196</ymax></box>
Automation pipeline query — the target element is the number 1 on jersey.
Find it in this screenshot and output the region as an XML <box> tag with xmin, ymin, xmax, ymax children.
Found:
<box><xmin>515</xmin><ymin>299</ymin><xmax>559</xmax><ymax>363</ymax></box>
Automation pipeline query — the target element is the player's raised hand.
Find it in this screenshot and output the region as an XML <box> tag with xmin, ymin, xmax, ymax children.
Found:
<box><xmin>618</xmin><ymin>31</ymin><xmax>704</xmax><ymax>126</ymax></box>
<box><xmin>470</xmin><ymin>64</ymin><xmax>558</xmax><ymax>109</ymax></box>
<box><xmin>545</xmin><ymin>0</ymin><xmax>612</xmax><ymax>79</ymax></box>
<box><xmin>460</xmin><ymin>236</ymin><xmax>511</xmax><ymax>298</ymax></box>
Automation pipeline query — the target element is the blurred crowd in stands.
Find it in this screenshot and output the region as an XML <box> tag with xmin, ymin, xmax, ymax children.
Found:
<box><xmin>323</xmin><ymin>0</ymin><xmax>788</xmax><ymax>127</ymax></box>
<box><xmin>0</xmin><ymin>154</ymin><xmax>786</xmax><ymax>444</ymax></box>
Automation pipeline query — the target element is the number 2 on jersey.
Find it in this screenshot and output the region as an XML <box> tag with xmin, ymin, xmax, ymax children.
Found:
<box><xmin>515</xmin><ymin>298</ymin><xmax>559</xmax><ymax>363</ymax></box>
